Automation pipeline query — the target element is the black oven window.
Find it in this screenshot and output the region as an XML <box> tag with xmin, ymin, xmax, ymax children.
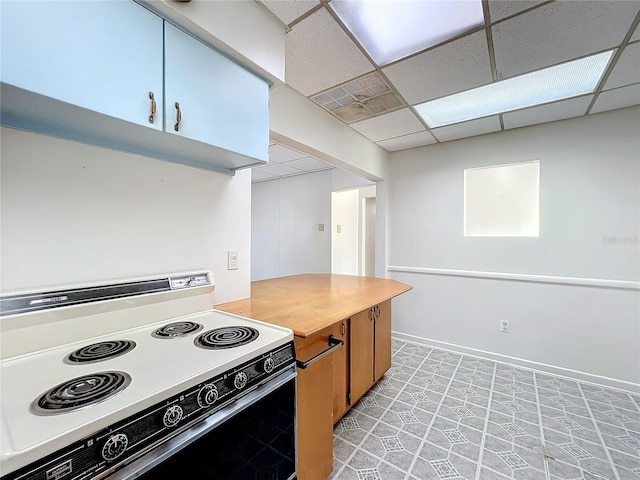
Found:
<box><xmin>138</xmin><ymin>378</ymin><xmax>296</xmax><ymax>480</ymax></box>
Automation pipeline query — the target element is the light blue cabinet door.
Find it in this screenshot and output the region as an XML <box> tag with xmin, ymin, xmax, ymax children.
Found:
<box><xmin>164</xmin><ymin>23</ymin><xmax>269</xmax><ymax>162</ymax></box>
<box><xmin>0</xmin><ymin>0</ymin><xmax>164</xmax><ymax>130</ymax></box>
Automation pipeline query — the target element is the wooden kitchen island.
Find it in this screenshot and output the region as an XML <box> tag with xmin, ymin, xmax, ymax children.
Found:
<box><xmin>216</xmin><ymin>274</ymin><xmax>412</xmax><ymax>480</ymax></box>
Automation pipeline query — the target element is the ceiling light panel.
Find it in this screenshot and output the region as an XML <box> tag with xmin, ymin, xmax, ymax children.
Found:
<box><xmin>415</xmin><ymin>50</ymin><xmax>615</xmax><ymax>128</ymax></box>
<box><xmin>330</xmin><ymin>0</ymin><xmax>484</xmax><ymax>66</ymax></box>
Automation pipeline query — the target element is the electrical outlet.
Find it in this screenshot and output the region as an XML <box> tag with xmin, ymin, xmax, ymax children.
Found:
<box><xmin>227</xmin><ymin>251</ymin><xmax>238</xmax><ymax>270</ymax></box>
<box><xmin>500</xmin><ymin>320</ymin><xmax>510</xmax><ymax>333</ymax></box>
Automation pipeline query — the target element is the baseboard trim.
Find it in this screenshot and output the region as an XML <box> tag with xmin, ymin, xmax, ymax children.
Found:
<box><xmin>392</xmin><ymin>331</ymin><xmax>640</xmax><ymax>394</ymax></box>
<box><xmin>387</xmin><ymin>266</ymin><xmax>640</xmax><ymax>290</ymax></box>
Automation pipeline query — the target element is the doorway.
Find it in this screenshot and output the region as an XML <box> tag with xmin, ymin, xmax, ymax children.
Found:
<box><xmin>331</xmin><ymin>185</ymin><xmax>376</xmax><ymax>276</ymax></box>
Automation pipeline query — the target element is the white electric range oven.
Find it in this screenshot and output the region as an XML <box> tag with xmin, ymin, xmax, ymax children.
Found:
<box><xmin>0</xmin><ymin>271</ymin><xmax>297</xmax><ymax>480</ymax></box>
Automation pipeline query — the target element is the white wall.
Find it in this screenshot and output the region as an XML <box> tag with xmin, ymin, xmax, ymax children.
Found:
<box><xmin>0</xmin><ymin>127</ymin><xmax>252</xmax><ymax>305</ymax></box>
<box><xmin>387</xmin><ymin>106</ymin><xmax>640</xmax><ymax>391</ymax></box>
<box><xmin>251</xmin><ymin>170</ymin><xmax>332</xmax><ymax>280</ymax></box>
<box><xmin>251</xmin><ymin>168</ymin><xmax>375</xmax><ymax>281</ymax></box>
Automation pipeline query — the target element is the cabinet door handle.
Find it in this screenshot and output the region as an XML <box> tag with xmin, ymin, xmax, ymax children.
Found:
<box><xmin>174</xmin><ymin>102</ymin><xmax>182</xmax><ymax>131</ymax></box>
<box><xmin>296</xmin><ymin>335</ymin><xmax>344</xmax><ymax>370</ymax></box>
<box><xmin>148</xmin><ymin>92</ymin><xmax>156</xmax><ymax>124</ymax></box>
<box><xmin>342</xmin><ymin>322</ymin><xmax>346</xmax><ymax>336</ymax></box>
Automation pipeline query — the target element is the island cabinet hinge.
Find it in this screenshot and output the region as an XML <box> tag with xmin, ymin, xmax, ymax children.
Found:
<box><xmin>347</xmin><ymin>390</ymin><xmax>352</xmax><ymax>405</ymax></box>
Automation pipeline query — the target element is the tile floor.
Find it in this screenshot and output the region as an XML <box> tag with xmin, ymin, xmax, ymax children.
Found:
<box><xmin>329</xmin><ymin>338</ymin><xmax>640</xmax><ymax>480</ymax></box>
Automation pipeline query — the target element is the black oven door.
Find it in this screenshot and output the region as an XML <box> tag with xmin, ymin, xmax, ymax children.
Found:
<box><xmin>112</xmin><ymin>368</ymin><xmax>296</xmax><ymax>480</ymax></box>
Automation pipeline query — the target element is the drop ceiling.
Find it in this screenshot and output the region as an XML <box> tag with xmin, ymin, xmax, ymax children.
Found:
<box><xmin>252</xmin><ymin>0</ymin><xmax>640</xmax><ymax>183</ymax></box>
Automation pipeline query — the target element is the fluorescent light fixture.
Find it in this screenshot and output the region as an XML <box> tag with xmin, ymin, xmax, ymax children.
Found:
<box><xmin>330</xmin><ymin>0</ymin><xmax>484</xmax><ymax>66</ymax></box>
<box><xmin>415</xmin><ymin>50</ymin><xmax>615</xmax><ymax>128</ymax></box>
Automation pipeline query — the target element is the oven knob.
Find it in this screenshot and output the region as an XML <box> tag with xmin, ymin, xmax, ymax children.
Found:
<box><xmin>197</xmin><ymin>383</ymin><xmax>219</xmax><ymax>407</ymax></box>
<box><xmin>263</xmin><ymin>357</ymin><xmax>275</xmax><ymax>373</ymax></box>
<box><xmin>162</xmin><ymin>405</ymin><xmax>183</xmax><ymax>428</ymax></box>
<box><xmin>233</xmin><ymin>371</ymin><xmax>248</xmax><ymax>390</ymax></box>
<box><xmin>101</xmin><ymin>433</ymin><xmax>128</xmax><ymax>461</ymax></box>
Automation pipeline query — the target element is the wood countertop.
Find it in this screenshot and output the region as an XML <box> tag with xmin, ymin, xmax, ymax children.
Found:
<box><xmin>215</xmin><ymin>274</ymin><xmax>412</xmax><ymax>338</ymax></box>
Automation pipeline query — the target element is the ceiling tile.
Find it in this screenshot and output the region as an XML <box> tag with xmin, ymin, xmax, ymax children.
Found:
<box><xmin>492</xmin><ymin>1</ymin><xmax>640</xmax><ymax>79</ymax></box>
<box><xmin>285</xmin><ymin>8</ymin><xmax>375</xmax><ymax>96</ymax></box>
<box><xmin>251</xmin><ymin>169</ymin><xmax>277</xmax><ymax>183</ymax></box>
<box><xmin>269</xmin><ymin>144</ymin><xmax>307</xmax><ymax>163</ymax></box>
<box><xmin>503</xmin><ymin>96</ymin><xmax>593</xmax><ymax>130</ymax></box>
<box><xmin>590</xmin><ymin>84</ymin><xmax>640</xmax><ymax>114</ymax></box>
<box><xmin>382</xmin><ymin>30</ymin><xmax>493</xmax><ymax>105</ymax></box>
<box><xmin>283</xmin><ymin>156</ymin><xmax>333</xmax><ymax>171</ymax></box>
<box><xmin>377</xmin><ymin>131</ymin><xmax>437</xmax><ymax>152</ymax></box>
<box><xmin>432</xmin><ymin>116</ymin><xmax>501</xmax><ymax>142</ymax></box>
<box><xmin>488</xmin><ymin>0</ymin><xmax>545</xmax><ymax>22</ymax></box>
<box><xmin>253</xmin><ymin>162</ymin><xmax>304</xmax><ymax>177</ymax></box>
<box><xmin>603</xmin><ymin>42</ymin><xmax>640</xmax><ymax>90</ymax></box>
<box><xmin>261</xmin><ymin>0</ymin><xmax>320</xmax><ymax>26</ymax></box>
<box><xmin>350</xmin><ymin>108</ymin><xmax>425</xmax><ymax>142</ymax></box>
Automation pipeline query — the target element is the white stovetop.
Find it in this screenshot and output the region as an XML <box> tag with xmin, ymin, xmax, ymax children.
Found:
<box><xmin>0</xmin><ymin>309</ymin><xmax>293</xmax><ymax>476</ymax></box>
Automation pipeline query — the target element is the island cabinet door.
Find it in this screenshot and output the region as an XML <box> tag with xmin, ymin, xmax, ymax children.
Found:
<box><xmin>163</xmin><ymin>22</ymin><xmax>269</xmax><ymax>161</ymax></box>
<box><xmin>332</xmin><ymin>320</ymin><xmax>350</xmax><ymax>423</ymax></box>
<box><xmin>349</xmin><ymin>308</ymin><xmax>375</xmax><ymax>405</ymax></box>
<box><xmin>295</xmin><ymin>327</ymin><xmax>346</xmax><ymax>480</ymax></box>
<box><xmin>374</xmin><ymin>300</ymin><xmax>393</xmax><ymax>381</ymax></box>
<box><xmin>0</xmin><ymin>0</ymin><xmax>164</xmax><ymax>129</ymax></box>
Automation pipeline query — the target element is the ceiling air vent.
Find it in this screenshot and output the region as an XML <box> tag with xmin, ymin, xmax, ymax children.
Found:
<box><xmin>311</xmin><ymin>72</ymin><xmax>404</xmax><ymax>123</ymax></box>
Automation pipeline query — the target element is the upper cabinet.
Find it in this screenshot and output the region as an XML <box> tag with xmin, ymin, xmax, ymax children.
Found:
<box><xmin>0</xmin><ymin>1</ymin><xmax>164</xmax><ymax>131</ymax></box>
<box><xmin>0</xmin><ymin>1</ymin><xmax>269</xmax><ymax>174</ymax></box>
<box><xmin>164</xmin><ymin>23</ymin><xmax>269</xmax><ymax>162</ymax></box>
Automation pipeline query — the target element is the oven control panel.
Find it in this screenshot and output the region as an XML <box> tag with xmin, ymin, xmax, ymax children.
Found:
<box><xmin>3</xmin><ymin>342</ymin><xmax>296</xmax><ymax>480</ymax></box>
<box><xmin>169</xmin><ymin>273</ymin><xmax>211</xmax><ymax>289</ymax></box>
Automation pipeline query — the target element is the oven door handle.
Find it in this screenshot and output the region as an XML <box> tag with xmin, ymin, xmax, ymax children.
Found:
<box><xmin>296</xmin><ymin>335</ymin><xmax>344</xmax><ymax>370</ymax></box>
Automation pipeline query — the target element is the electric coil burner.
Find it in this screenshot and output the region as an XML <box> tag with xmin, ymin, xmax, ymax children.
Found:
<box><xmin>0</xmin><ymin>271</ymin><xmax>297</xmax><ymax>480</ymax></box>
<box><xmin>32</xmin><ymin>372</ymin><xmax>132</xmax><ymax>414</ymax></box>
<box><xmin>66</xmin><ymin>340</ymin><xmax>136</xmax><ymax>363</ymax></box>
<box><xmin>195</xmin><ymin>326</ymin><xmax>260</xmax><ymax>349</ymax></box>
<box><xmin>151</xmin><ymin>321</ymin><xmax>203</xmax><ymax>338</ymax></box>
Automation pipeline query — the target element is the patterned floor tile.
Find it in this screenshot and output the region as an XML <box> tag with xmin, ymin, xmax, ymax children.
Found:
<box><xmin>397</xmin><ymin>383</ymin><xmax>444</xmax><ymax>412</ymax></box>
<box><xmin>382</xmin><ymin>400</ymin><xmax>435</xmax><ymax>438</ymax></box>
<box><xmin>413</xmin><ymin>445</ymin><xmax>479</xmax><ymax>479</ymax></box>
<box><xmin>334</xmin><ymin>410</ymin><xmax>379</xmax><ymax>445</ymax></box>
<box><xmin>428</xmin><ymin>350</ymin><xmax>463</xmax><ymax>367</ymax></box>
<box><xmin>371</xmin><ymin>376</ymin><xmax>407</xmax><ymax>399</ymax></box>
<box><xmin>359</xmin><ymin>421</ymin><xmax>422</xmax><ymax>471</ymax></box>
<box><xmin>481</xmin><ymin>434</ymin><xmax>547</xmax><ymax>479</ymax></box>
<box><xmin>425</xmin><ymin>415</ymin><xmax>484</xmax><ymax>463</ymax></box>
<box><xmin>439</xmin><ymin>395</ymin><xmax>488</xmax><ymax>431</ymax></box>
<box><xmin>341</xmin><ymin>449</ymin><xmax>408</xmax><ymax>480</ymax></box>
<box><xmin>607</xmin><ymin>448</ymin><xmax>640</xmax><ymax>479</ymax></box>
<box><xmin>329</xmin><ymin>338</ymin><xmax>638</xmax><ymax>480</ymax></box>
<box><xmin>408</xmin><ymin>370</ymin><xmax>451</xmax><ymax>393</ymax></box>
<box><xmin>352</xmin><ymin>390</ymin><xmax>395</xmax><ymax>419</ymax></box>
<box><xmin>334</xmin><ymin>436</ymin><xmax>358</xmax><ymax>462</ymax></box>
